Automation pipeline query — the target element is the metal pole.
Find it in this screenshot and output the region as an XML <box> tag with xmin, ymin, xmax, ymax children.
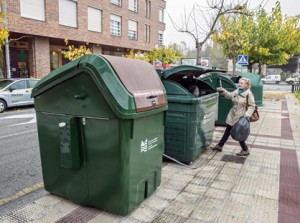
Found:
<box><xmin>3</xmin><ymin>0</ymin><xmax>11</xmax><ymax>79</ymax></box>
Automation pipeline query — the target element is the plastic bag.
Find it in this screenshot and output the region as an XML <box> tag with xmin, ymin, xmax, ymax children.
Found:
<box><xmin>230</xmin><ymin>117</ymin><xmax>250</xmax><ymax>141</ymax></box>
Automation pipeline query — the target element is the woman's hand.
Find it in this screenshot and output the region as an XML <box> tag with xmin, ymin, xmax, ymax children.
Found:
<box><xmin>216</xmin><ymin>87</ymin><xmax>225</xmax><ymax>92</ymax></box>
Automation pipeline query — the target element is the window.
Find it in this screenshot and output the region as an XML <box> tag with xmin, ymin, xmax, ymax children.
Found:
<box><xmin>144</xmin><ymin>24</ymin><xmax>150</xmax><ymax>43</ymax></box>
<box><xmin>10</xmin><ymin>81</ymin><xmax>27</xmax><ymax>90</ymax></box>
<box><xmin>128</xmin><ymin>20</ymin><xmax>137</xmax><ymax>40</ymax></box>
<box><xmin>59</xmin><ymin>0</ymin><xmax>77</xmax><ymax>28</ymax></box>
<box><xmin>28</xmin><ymin>80</ymin><xmax>39</xmax><ymax>88</ymax></box>
<box><xmin>20</xmin><ymin>0</ymin><xmax>45</xmax><ymax>21</ymax></box>
<box><xmin>159</xmin><ymin>8</ymin><xmax>164</xmax><ymax>23</ymax></box>
<box><xmin>111</xmin><ymin>0</ymin><xmax>121</xmax><ymax>6</ymax></box>
<box><xmin>88</xmin><ymin>7</ymin><xmax>102</xmax><ymax>32</ymax></box>
<box><xmin>110</xmin><ymin>14</ymin><xmax>121</xmax><ymax>36</ymax></box>
<box><xmin>129</xmin><ymin>0</ymin><xmax>137</xmax><ymax>12</ymax></box>
<box><xmin>158</xmin><ymin>30</ymin><xmax>164</xmax><ymax>45</ymax></box>
<box><xmin>145</xmin><ymin>0</ymin><xmax>151</xmax><ymax>18</ymax></box>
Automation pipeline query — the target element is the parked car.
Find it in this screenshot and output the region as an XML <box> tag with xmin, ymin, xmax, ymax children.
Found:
<box><xmin>0</xmin><ymin>78</ymin><xmax>40</xmax><ymax>113</ymax></box>
<box><xmin>261</xmin><ymin>75</ymin><xmax>280</xmax><ymax>84</ymax></box>
<box><xmin>285</xmin><ymin>73</ymin><xmax>300</xmax><ymax>84</ymax></box>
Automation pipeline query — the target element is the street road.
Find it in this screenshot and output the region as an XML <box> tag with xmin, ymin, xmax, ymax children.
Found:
<box><xmin>263</xmin><ymin>82</ymin><xmax>292</xmax><ymax>92</ymax></box>
<box><xmin>0</xmin><ymin>107</ymin><xmax>47</xmax><ymax>216</ymax></box>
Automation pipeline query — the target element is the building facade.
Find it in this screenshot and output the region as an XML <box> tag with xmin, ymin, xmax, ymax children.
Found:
<box><xmin>1</xmin><ymin>0</ymin><xmax>166</xmax><ymax>78</ymax></box>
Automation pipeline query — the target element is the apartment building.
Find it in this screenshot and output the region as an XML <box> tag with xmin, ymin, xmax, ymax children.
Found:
<box><xmin>1</xmin><ymin>0</ymin><xmax>166</xmax><ymax>78</ymax></box>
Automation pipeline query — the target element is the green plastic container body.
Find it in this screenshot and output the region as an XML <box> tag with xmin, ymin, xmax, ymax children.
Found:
<box><xmin>32</xmin><ymin>54</ymin><xmax>167</xmax><ymax>215</ymax></box>
<box><xmin>239</xmin><ymin>73</ymin><xmax>263</xmax><ymax>106</ymax></box>
<box><xmin>200</xmin><ymin>73</ymin><xmax>237</xmax><ymax>126</ymax></box>
<box><xmin>161</xmin><ymin>65</ymin><xmax>219</xmax><ymax>163</ymax></box>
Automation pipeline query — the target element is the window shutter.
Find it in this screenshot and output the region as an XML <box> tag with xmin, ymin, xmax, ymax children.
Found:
<box><xmin>88</xmin><ymin>7</ymin><xmax>102</xmax><ymax>32</ymax></box>
<box><xmin>59</xmin><ymin>0</ymin><xmax>77</xmax><ymax>27</ymax></box>
<box><xmin>128</xmin><ymin>20</ymin><xmax>137</xmax><ymax>31</ymax></box>
<box><xmin>110</xmin><ymin>14</ymin><xmax>121</xmax><ymax>22</ymax></box>
<box><xmin>20</xmin><ymin>0</ymin><xmax>45</xmax><ymax>21</ymax></box>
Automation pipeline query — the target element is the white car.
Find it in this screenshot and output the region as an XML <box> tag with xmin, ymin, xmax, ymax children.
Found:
<box><xmin>0</xmin><ymin>78</ymin><xmax>40</xmax><ymax>113</ymax></box>
<box><xmin>285</xmin><ymin>73</ymin><xmax>300</xmax><ymax>84</ymax></box>
<box><xmin>261</xmin><ymin>75</ymin><xmax>281</xmax><ymax>84</ymax></box>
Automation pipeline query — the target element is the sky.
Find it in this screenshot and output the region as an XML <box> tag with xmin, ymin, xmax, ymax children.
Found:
<box><xmin>164</xmin><ymin>0</ymin><xmax>300</xmax><ymax>48</ymax></box>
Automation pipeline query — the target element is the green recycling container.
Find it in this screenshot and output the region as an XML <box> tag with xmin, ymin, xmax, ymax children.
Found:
<box><xmin>238</xmin><ymin>73</ymin><xmax>263</xmax><ymax>106</ymax></box>
<box><xmin>200</xmin><ymin>72</ymin><xmax>237</xmax><ymax>126</ymax></box>
<box><xmin>161</xmin><ymin>66</ymin><xmax>219</xmax><ymax>164</ymax></box>
<box><xmin>32</xmin><ymin>54</ymin><xmax>167</xmax><ymax>215</ymax></box>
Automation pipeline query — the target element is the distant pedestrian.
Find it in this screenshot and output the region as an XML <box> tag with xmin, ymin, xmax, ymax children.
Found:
<box><xmin>211</xmin><ymin>77</ymin><xmax>256</xmax><ymax>156</ymax></box>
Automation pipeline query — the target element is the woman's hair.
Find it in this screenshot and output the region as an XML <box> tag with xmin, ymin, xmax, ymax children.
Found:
<box><xmin>239</xmin><ymin>77</ymin><xmax>251</xmax><ymax>89</ymax></box>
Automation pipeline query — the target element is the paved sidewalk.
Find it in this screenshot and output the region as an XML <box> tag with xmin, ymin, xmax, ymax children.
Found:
<box><xmin>1</xmin><ymin>92</ymin><xmax>299</xmax><ymax>223</ymax></box>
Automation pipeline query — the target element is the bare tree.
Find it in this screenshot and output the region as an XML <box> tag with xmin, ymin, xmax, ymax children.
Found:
<box><xmin>168</xmin><ymin>0</ymin><xmax>249</xmax><ymax>65</ymax></box>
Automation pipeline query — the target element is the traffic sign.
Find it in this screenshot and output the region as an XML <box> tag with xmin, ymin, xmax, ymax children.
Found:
<box><xmin>237</xmin><ymin>55</ymin><xmax>249</xmax><ymax>65</ymax></box>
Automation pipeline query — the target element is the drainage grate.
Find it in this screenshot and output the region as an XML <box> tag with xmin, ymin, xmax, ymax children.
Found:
<box><xmin>221</xmin><ymin>154</ymin><xmax>246</xmax><ymax>164</ymax></box>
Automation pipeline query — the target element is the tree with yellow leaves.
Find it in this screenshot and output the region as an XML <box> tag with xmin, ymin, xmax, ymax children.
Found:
<box><xmin>124</xmin><ymin>46</ymin><xmax>182</xmax><ymax>69</ymax></box>
<box><xmin>213</xmin><ymin>1</ymin><xmax>300</xmax><ymax>74</ymax></box>
<box><xmin>62</xmin><ymin>39</ymin><xmax>91</xmax><ymax>61</ymax></box>
<box><xmin>0</xmin><ymin>0</ymin><xmax>9</xmax><ymax>47</ymax></box>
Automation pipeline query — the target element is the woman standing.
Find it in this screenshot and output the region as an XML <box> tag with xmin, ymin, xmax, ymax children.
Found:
<box><xmin>211</xmin><ymin>77</ymin><xmax>256</xmax><ymax>156</ymax></box>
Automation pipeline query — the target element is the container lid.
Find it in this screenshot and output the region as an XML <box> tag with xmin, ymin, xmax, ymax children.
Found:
<box><xmin>200</xmin><ymin>72</ymin><xmax>237</xmax><ymax>90</ymax></box>
<box><xmin>32</xmin><ymin>54</ymin><xmax>167</xmax><ymax>119</ymax></box>
<box><xmin>162</xmin><ymin>65</ymin><xmax>225</xmax><ymax>81</ymax></box>
<box><xmin>102</xmin><ymin>55</ymin><xmax>166</xmax><ymax>113</ymax></box>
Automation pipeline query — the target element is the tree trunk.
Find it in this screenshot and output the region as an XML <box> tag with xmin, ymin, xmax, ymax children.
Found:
<box><xmin>248</xmin><ymin>63</ymin><xmax>253</xmax><ymax>73</ymax></box>
<box><xmin>258</xmin><ymin>63</ymin><xmax>262</xmax><ymax>75</ymax></box>
<box><xmin>196</xmin><ymin>42</ymin><xmax>203</xmax><ymax>65</ymax></box>
<box><xmin>232</xmin><ymin>58</ymin><xmax>237</xmax><ymax>75</ymax></box>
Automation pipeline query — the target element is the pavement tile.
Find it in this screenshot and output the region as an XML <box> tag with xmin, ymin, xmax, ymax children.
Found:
<box><xmin>216</xmin><ymin>173</ymin><xmax>237</xmax><ymax>182</ymax></box>
<box><xmin>152</xmin><ymin>212</ymin><xmax>187</xmax><ymax>223</ymax></box>
<box><xmin>143</xmin><ymin>195</ymin><xmax>170</xmax><ymax>211</ymax></box>
<box><xmin>191</xmin><ymin>205</ymin><xmax>222</xmax><ymax>222</ymax></box>
<box><xmin>88</xmin><ymin>212</ymin><xmax>123</xmax><ymax>223</ymax></box>
<box><xmin>162</xmin><ymin>200</ymin><xmax>194</xmax><ymax>218</ymax></box>
<box><xmin>192</xmin><ymin>177</ymin><xmax>215</xmax><ymax>187</ymax></box>
<box><xmin>210</xmin><ymin>180</ymin><xmax>234</xmax><ymax>191</ymax></box>
<box><xmin>183</xmin><ymin>183</ymin><xmax>208</xmax><ymax>195</ymax></box>
<box><xmin>129</xmin><ymin>206</ymin><xmax>160</xmax><ymax>223</ymax></box>
<box><xmin>204</xmin><ymin>188</ymin><xmax>228</xmax><ymax>200</ymax></box>
<box><xmin>228</xmin><ymin>193</ymin><xmax>254</xmax><ymax>206</ymax></box>
<box><xmin>175</xmin><ymin>191</ymin><xmax>201</xmax><ymax>204</ymax></box>
<box><xmin>154</xmin><ymin>188</ymin><xmax>180</xmax><ymax>200</ymax></box>
<box><xmin>196</xmin><ymin>196</ymin><xmax>224</xmax><ymax>210</ymax></box>
<box><xmin>233</xmin><ymin>177</ymin><xmax>258</xmax><ymax>195</ymax></box>
<box><xmin>216</xmin><ymin>212</ymin><xmax>249</xmax><ymax>223</ymax></box>
<box><xmin>220</xmin><ymin>167</ymin><xmax>241</xmax><ymax>176</ymax></box>
<box><xmin>0</xmin><ymin>196</ymin><xmax>78</xmax><ymax>223</ymax></box>
<box><xmin>163</xmin><ymin>178</ymin><xmax>191</xmax><ymax>191</ymax></box>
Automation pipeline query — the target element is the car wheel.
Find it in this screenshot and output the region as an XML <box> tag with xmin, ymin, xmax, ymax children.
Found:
<box><xmin>262</xmin><ymin>81</ymin><xmax>265</xmax><ymax>84</ymax></box>
<box><xmin>289</xmin><ymin>81</ymin><xmax>294</xmax><ymax>85</ymax></box>
<box><xmin>0</xmin><ymin>99</ymin><xmax>7</xmax><ymax>113</ymax></box>
<box><xmin>276</xmin><ymin>81</ymin><xmax>280</xmax><ymax>84</ymax></box>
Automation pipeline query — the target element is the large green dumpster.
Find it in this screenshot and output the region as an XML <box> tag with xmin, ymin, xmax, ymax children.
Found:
<box><xmin>32</xmin><ymin>54</ymin><xmax>167</xmax><ymax>215</ymax></box>
<box><xmin>200</xmin><ymin>72</ymin><xmax>237</xmax><ymax>126</ymax></box>
<box><xmin>161</xmin><ymin>65</ymin><xmax>219</xmax><ymax>164</ymax></box>
<box><xmin>237</xmin><ymin>73</ymin><xmax>263</xmax><ymax>106</ymax></box>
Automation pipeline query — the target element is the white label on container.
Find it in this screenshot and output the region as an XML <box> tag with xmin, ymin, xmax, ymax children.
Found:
<box><xmin>140</xmin><ymin>137</ymin><xmax>158</xmax><ymax>153</ymax></box>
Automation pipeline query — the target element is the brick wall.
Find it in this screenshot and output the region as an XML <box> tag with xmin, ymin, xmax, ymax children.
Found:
<box><xmin>30</xmin><ymin>37</ymin><xmax>50</xmax><ymax>78</ymax></box>
<box><xmin>7</xmin><ymin>0</ymin><xmax>166</xmax><ymax>51</ymax></box>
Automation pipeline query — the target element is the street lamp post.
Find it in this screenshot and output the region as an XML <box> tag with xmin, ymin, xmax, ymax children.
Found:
<box><xmin>3</xmin><ymin>0</ymin><xmax>11</xmax><ymax>79</ymax></box>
